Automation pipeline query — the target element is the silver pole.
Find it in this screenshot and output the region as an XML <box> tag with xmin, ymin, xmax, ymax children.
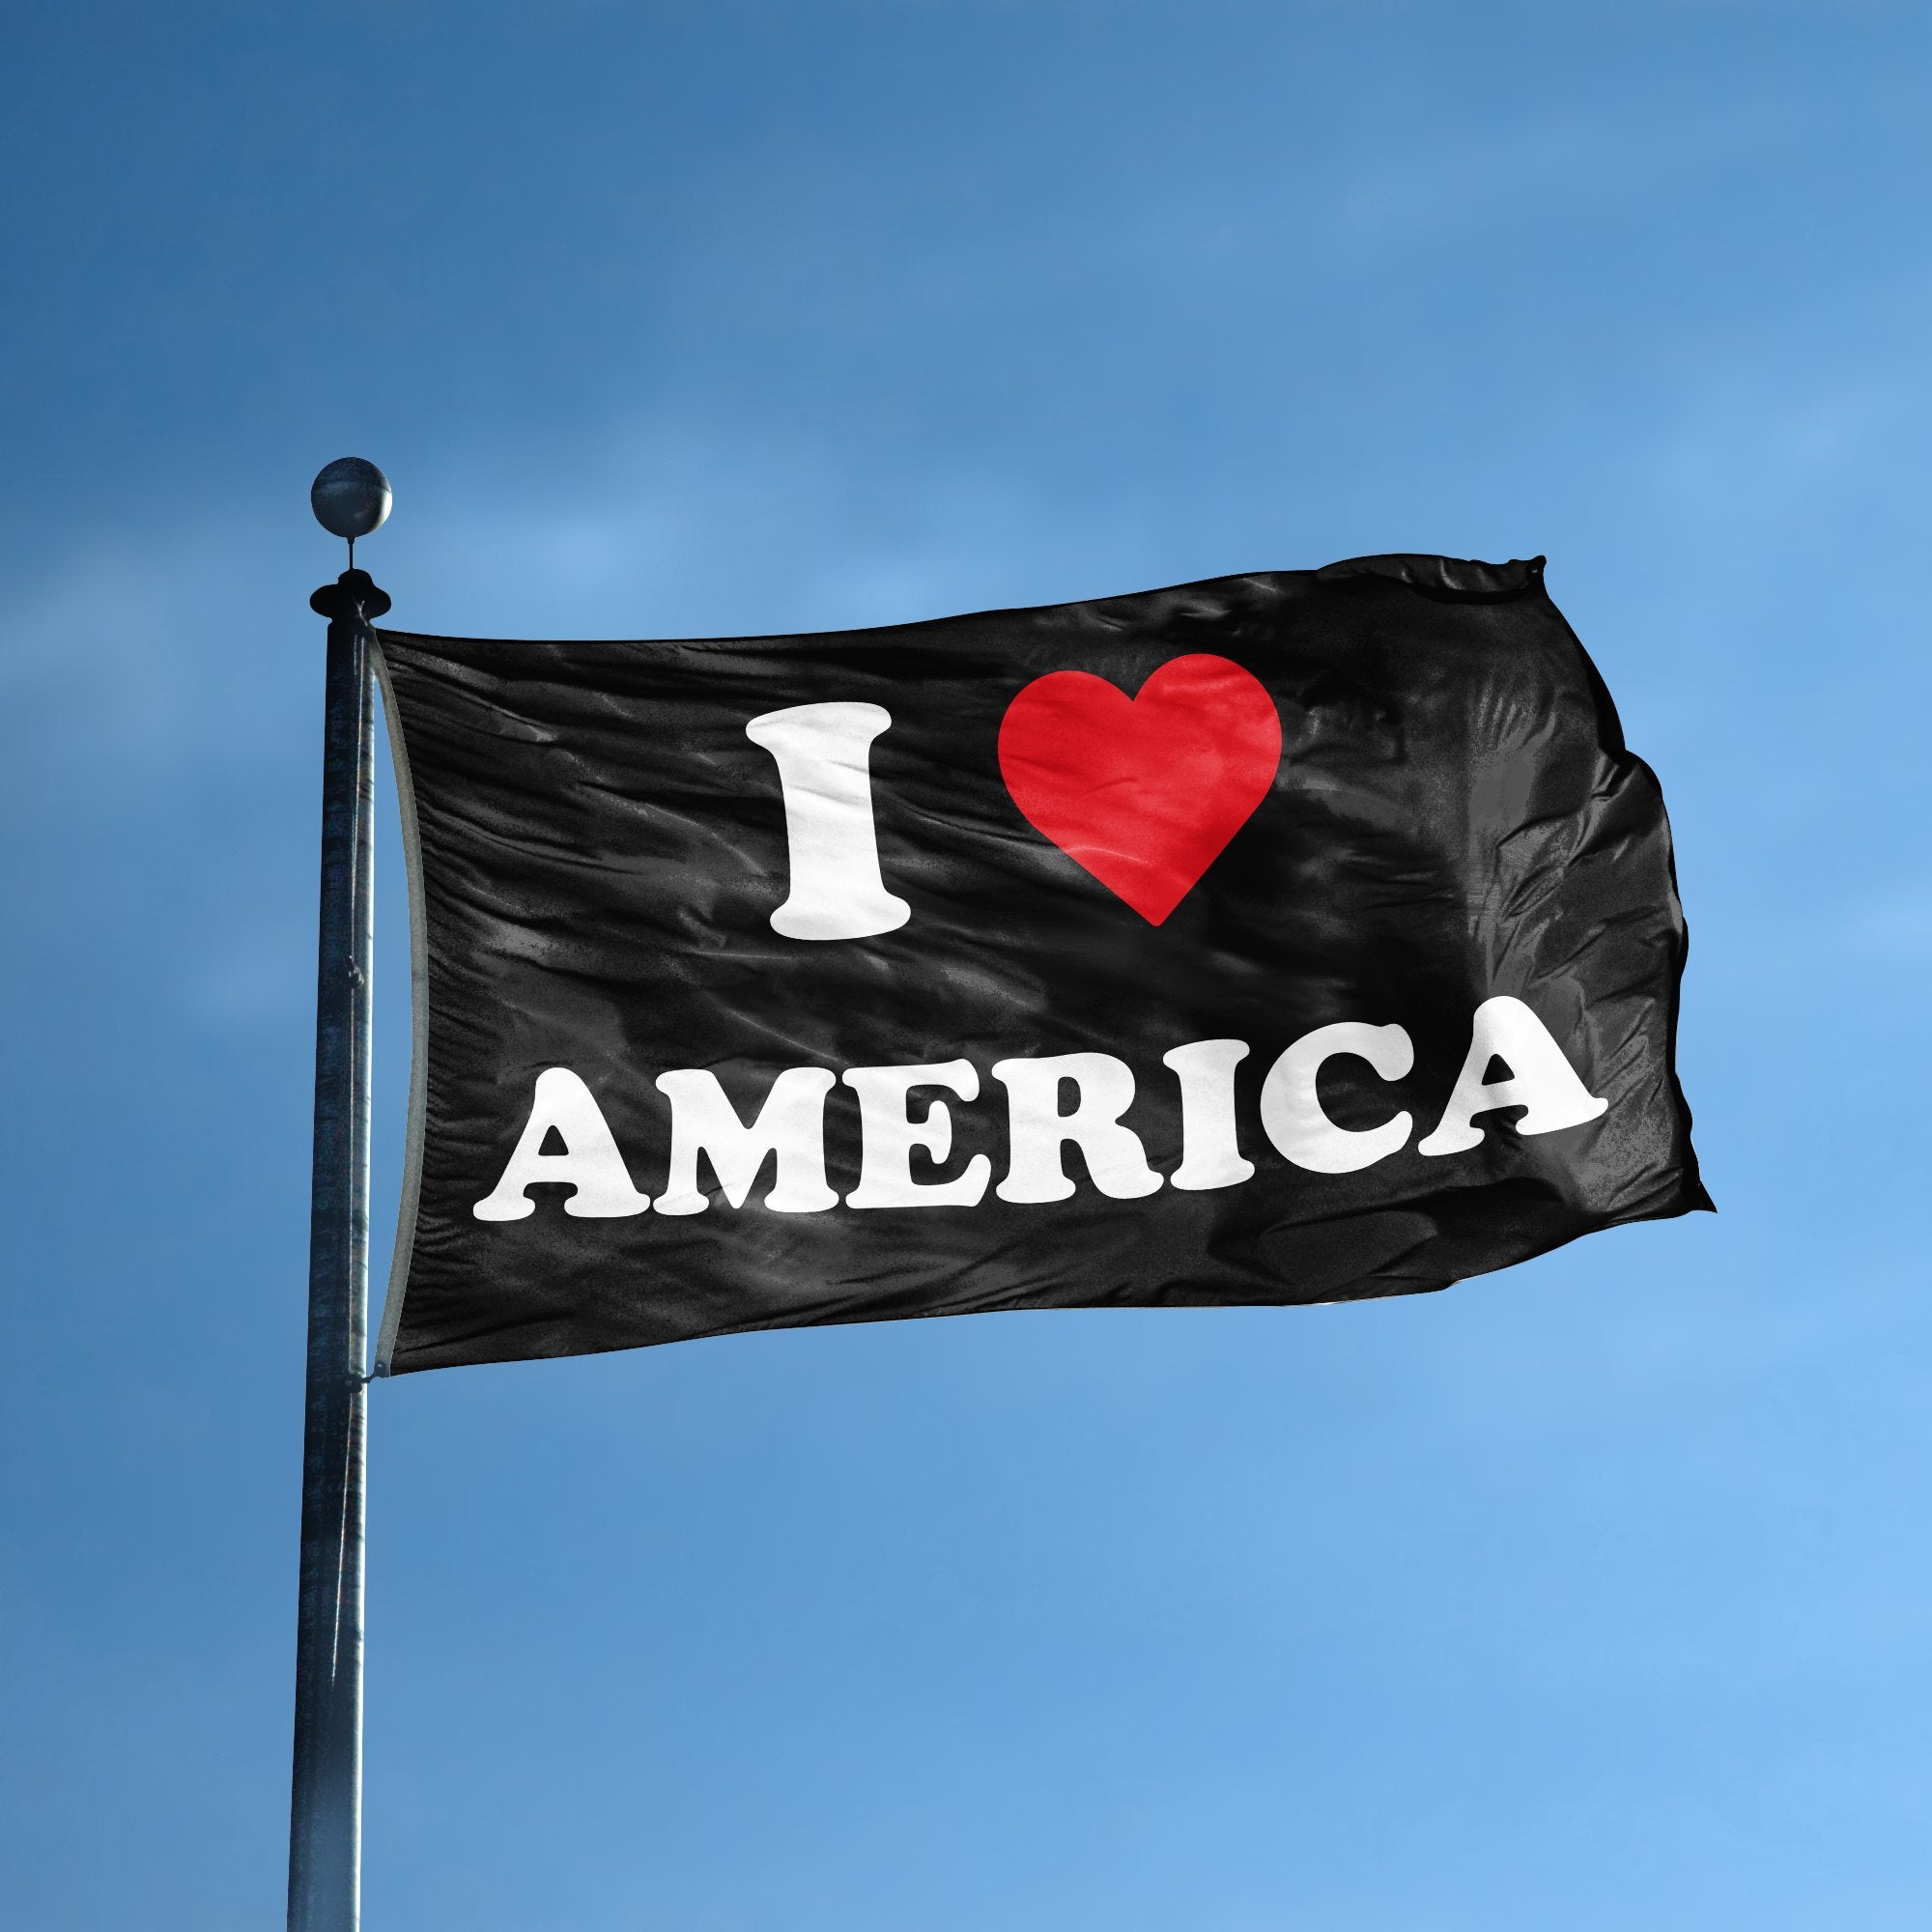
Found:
<box><xmin>288</xmin><ymin>560</ymin><xmax>388</xmax><ymax>1931</ymax></box>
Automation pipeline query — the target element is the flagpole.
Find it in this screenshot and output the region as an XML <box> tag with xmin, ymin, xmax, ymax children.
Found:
<box><xmin>290</xmin><ymin>463</ymin><xmax>391</xmax><ymax>1932</ymax></box>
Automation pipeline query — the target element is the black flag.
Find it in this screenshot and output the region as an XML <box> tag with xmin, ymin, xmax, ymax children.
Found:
<box><xmin>372</xmin><ymin>554</ymin><xmax>1706</xmax><ymax>1375</ymax></box>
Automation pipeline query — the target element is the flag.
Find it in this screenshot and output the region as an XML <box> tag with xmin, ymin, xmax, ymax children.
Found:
<box><xmin>371</xmin><ymin>554</ymin><xmax>1706</xmax><ymax>1375</ymax></box>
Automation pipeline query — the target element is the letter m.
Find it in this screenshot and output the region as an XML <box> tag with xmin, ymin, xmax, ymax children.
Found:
<box><xmin>652</xmin><ymin>1066</ymin><xmax>838</xmax><ymax>1215</ymax></box>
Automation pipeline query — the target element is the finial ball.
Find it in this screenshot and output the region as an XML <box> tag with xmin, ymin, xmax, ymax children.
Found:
<box><xmin>310</xmin><ymin>458</ymin><xmax>392</xmax><ymax>541</ymax></box>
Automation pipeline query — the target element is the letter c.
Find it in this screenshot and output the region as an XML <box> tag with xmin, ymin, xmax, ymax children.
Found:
<box><xmin>1259</xmin><ymin>1022</ymin><xmax>1414</xmax><ymax>1174</ymax></box>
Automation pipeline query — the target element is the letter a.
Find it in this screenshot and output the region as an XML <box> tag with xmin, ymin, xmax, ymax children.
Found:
<box><xmin>473</xmin><ymin>1067</ymin><xmax>652</xmax><ymax>1220</ymax></box>
<box><xmin>746</xmin><ymin>702</ymin><xmax>911</xmax><ymax>940</ymax></box>
<box><xmin>1418</xmin><ymin>997</ymin><xmax>1608</xmax><ymax>1156</ymax></box>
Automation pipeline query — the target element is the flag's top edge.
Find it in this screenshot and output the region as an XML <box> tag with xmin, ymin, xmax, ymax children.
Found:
<box><xmin>377</xmin><ymin>554</ymin><xmax>1548</xmax><ymax>653</ymax></box>
<box><xmin>1317</xmin><ymin>553</ymin><xmax>1545</xmax><ymax>599</ymax></box>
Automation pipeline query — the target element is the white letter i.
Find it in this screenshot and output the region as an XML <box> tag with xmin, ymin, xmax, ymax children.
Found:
<box><xmin>745</xmin><ymin>701</ymin><xmax>912</xmax><ymax>940</ymax></box>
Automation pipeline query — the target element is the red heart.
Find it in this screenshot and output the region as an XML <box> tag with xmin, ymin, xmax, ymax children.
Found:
<box><xmin>998</xmin><ymin>653</ymin><xmax>1282</xmax><ymax>924</ymax></box>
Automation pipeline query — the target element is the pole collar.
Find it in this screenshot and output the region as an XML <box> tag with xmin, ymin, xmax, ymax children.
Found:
<box><xmin>311</xmin><ymin>568</ymin><xmax>392</xmax><ymax>624</ymax></box>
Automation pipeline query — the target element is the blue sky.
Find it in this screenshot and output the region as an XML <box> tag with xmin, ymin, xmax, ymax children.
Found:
<box><xmin>5</xmin><ymin>3</ymin><xmax>1931</xmax><ymax>1926</ymax></box>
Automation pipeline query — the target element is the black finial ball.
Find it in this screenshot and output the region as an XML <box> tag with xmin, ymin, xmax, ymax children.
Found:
<box><xmin>310</xmin><ymin>457</ymin><xmax>392</xmax><ymax>541</ymax></box>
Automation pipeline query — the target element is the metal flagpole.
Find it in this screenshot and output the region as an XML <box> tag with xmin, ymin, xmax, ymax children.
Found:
<box><xmin>290</xmin><ymin>461</ymin><xmax>392</xmax><ymax>1932</ymax></box>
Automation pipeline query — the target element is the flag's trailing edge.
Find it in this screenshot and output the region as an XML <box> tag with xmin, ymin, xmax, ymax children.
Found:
<box><xmin>371</xmin><ymin>554</ymin><xmax>1708</xmax><ymax>1376</ymax></box>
